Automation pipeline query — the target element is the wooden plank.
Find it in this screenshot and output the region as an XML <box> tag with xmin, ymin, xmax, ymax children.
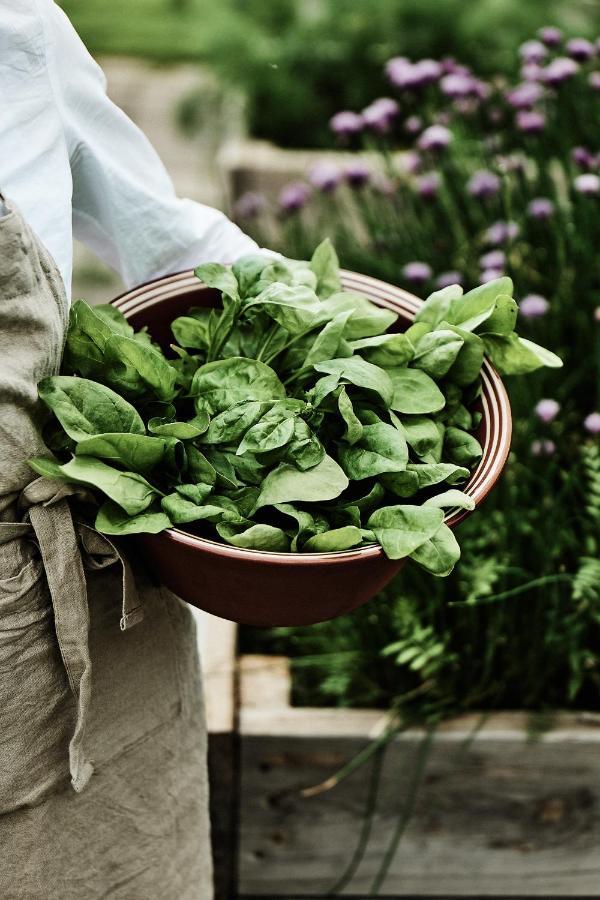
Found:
<box><xmin>237</xmin><ymin>655</ymin><xmax>600</xmax><ymax>897</ymax></box>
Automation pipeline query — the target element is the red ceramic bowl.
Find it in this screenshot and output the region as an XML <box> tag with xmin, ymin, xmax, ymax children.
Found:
<box><xmin>112</xmin><ymin>270</ymin><xmax>511</xmax><ymax>627</ymax></box>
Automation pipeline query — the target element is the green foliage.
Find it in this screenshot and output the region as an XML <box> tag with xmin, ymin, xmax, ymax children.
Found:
<box><xmin>36</xmin><ymin>247</ymin><xmax>555</xmax><ymax>569</ymax></box>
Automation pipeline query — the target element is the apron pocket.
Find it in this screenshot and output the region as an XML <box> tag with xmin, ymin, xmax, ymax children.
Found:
<box><xmin>86</xmin><ymin>563</ymin><xmax>187</xmax><ymax>767</ymax></box>
<box><xmin>0</xmin><ymin>556</ymin><xmax>74</xmax><ymax>813</ymax></box>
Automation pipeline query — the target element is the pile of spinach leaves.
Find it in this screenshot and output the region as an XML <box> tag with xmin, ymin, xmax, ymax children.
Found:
<box><xmin>31</xmin><ymin>240</ymin><xmax>561</xmax><ymax>575</ymax></box>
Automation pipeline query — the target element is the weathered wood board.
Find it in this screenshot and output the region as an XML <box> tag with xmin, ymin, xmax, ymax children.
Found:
<box><xmin>237</xmin><ymin>657</ymin><xmax>600</xmax><ymax>897</ymax></box>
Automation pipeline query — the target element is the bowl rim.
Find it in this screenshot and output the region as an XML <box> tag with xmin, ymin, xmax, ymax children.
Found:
<box><xmin>112</xmin><ymin>268</ymin><xmax>512</xmax><ymax>564</ymax></box>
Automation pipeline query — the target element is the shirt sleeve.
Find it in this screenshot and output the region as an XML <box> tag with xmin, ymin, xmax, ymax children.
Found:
<box><xmin>38</xmin><ymin>0</ymin><xmax>263</xmax><ymax>288</ymax></box>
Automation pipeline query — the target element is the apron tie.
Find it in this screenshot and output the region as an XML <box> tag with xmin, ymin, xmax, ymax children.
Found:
<box><xmin>15</xmin><ymin>476</ymin><xmax>143</xmax><ymax>792</ymax></box>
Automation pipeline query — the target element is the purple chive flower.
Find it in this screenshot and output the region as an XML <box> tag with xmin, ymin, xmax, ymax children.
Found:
<box><xmin>404</xmin><ymin>115</ymin><xmax>423</xmax><ymax>135</ymax></box>
<box><xmin>402</xmin><ymin>261</ymin><xmax>432</xmax><ymax>283</ymax></box>
<box><xmin>416</xmin><ymin>172</ymin><xmax>441</xmax><ymax>198</ymax></box>
<box><xmin>527</xmin><ymin>197</ymin><xmax>555</xmax><ymax>219</ymax></box>
<box><xmin>538</xmin><ymin>26</ymin><xmax>563</xmax><ymax>47</ymax></box>
<box><xmin>572</xmin><ymin>146</ymin><xmax>593</xmax><ymax>168</ymax></box>
<box><xmin>519</xmin><ymin>40</ymin><xmax>548</xmax><ymax>63</ymax></box>
<box><xmin>371</xmin><ymin>173</ymin><xmax>397</xmax><ymax>196</ymax></box>
<box><xmin>344</xmin><ymin>160</ymin><xmax>371</xmax><ymax>188</ymax></box>
<box><xmin>417</xmin><ymin>124</ymin><xmax>452</xmax><ymax>152</ymax></box>
<box><xmin>362</xmin><ymin>97</ymin><xmax>400</xmax><ymax>133</ymax></box>
<box><xmin>479</xmin><ymin>249</ymin><xmax>506</xmax><ymax>269</ymax></box>
<box><xmin>531</xmin><ymin>439</ymin><xmax>556</xmax><ymax>457</ymax></box>
<box><xmin>467</xmin><ymin>170</ymin><xmax>501</xmax><ymax>198</ymax></box>
<box><xmin>440</xmin><ymin>72</ymin><xmax>478</xmax><ymax>98</ymax></box>
<box><xmin>520</xmin><ymin>294</ymin><xmax>549</xmax><ymax>318</ymax></box>
<box><xmin>479</xmin><ymin>268</ymin><xmax>504</xmax><ymax>284</ymax></box>
<box><xmin>279</xmin><ymin>182</ymin><xmax>310</xmax><ymax>213</ymax></box>
<box><xmin>505</xmin><ymin>81</ymin><xmax>544</xmax><ymax>108</ymax></box>
<box><xmin>543</xmin><ymin>57</ymin><xmax>579</xmax><ymax>84</ymax></box>
<box><xmin>435</xmin><ymin>271</ymin><xmax>463</xmax><ymax>289</ymax></box>
<box><xmin>566</xmin><ymin>38</ymin><xmax>595</xmax><ymax>61</ymax></box>
<box><xmin>386</xmin><ymin>57</ymin><xmax>440</xmax><ymax>90</ymax></box>
<box><xmin>330</xmin><ymin>110</ymin><xmax>364</xmax><ymax>137</ymax></box>
<box><xmin>233</xmin><ymin>191</ymin><xmax>266</xmax><ymax>220</ymax></box>
<box><xmin>483</xmin><ymin>220</ymin><xmax>520</xmax><ymax>245</ymax></box>
<box><xmin>574</xmin><ymin>173</ymin><xmax>600</xmax><ymax>194</ymax></box>
<box><xmin>594</xmin><ymin>307</ymin><xmax>600</xmax><ymax>322</ymax></box>
<box><xmin>584</xmin><ymin>412</ymin><xmax>600</xmax><ymax>434</ymax></box>
<box><xmin>589</xmin><ymin>72</ymin><xmax>600</xmax><ymax>91</ymax></box>
<box><xmin>397</xmin><ymin>150</ymin><xmax>422</xmax><ymax>175</ymax></box>
<box><xmin>521</xmin><ymin>62</ymin><xmax>545</xmax><ymax>82</ymax></box>
<box><xmin>535</xmin><ymin>398</ymin><xmax>560</xmax><ymax>423</ymax></box>
<box><xmin>516</xmin><ymin>109</ymin><xmax>546</xmax><ymax>132</ymax></box>
<box><xmin>308</xmin><ymin>161</ymin><xmax>342</xmax><ymax>193</ymax></box>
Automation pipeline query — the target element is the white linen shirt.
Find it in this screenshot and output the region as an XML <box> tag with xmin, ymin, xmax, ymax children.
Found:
<box><xmin>0</xmin><ymin>0</ymin><xmax>261</xmax><ymax>299</ymax></box>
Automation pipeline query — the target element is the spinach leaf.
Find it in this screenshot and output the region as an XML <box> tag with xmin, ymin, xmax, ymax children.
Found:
<box><xmin>303</xmin><ymin>526</ymin><xmax>363</xmax><ymax>552</ymax></box>
<box><xmin>444</xmin><ymin>428</ymin><xmax>483</xmax><ymax>467</ymax></box>
<box><xmin>410</xmin><ymin>523</ymin><xmax>461</xmax><ymax>575</ymax></box>
<box><xmin>192</xmin><ymin>357</ymin><xmax>286</xmax><ymax>414</ymax></box>
<box><xmin>310</xmin><ymin>238</ymin><xmax>342</xmax><ymax>298</ymax></box>
<box><xmin>75</xmin><ymin>432</ymin><xmax>182</xmax><ymax>475</ymax></box>
<box><xmin>337</xmin><ymin>387</ymin><xmax>363</xmax><ymax>445</ymax></box>
<box><xmin>194</xmin><ymin>262</ymin><xmax>239</xmax><ymax>300</ymax></box>
<box><xmin>339</xmin><ymin>422</ymin><xmax>408</xmax><ymax>479</ymax></box>
<box><xmin>314</xmin><ymin>357</ymin><xmax>394</xmax><ymax>406</ymax></box>
<box><xmin>217</xmin><ymin>522</ymin><xmax>290</xmax><ymax>551</ymax></box>
<box><xmin>96</xmin><ymin>501</ymin><xmax>171</xmax><ymax>535</ymax></box>
<box><xmin>482</xmin><ymin>334</ymin><xmax>563</xmax><ymax>375</ymax></box>
<box><xmin>415</xmin><ymin>285</ymin><xmax>463</xmax><ymax>328</ymax></box>
<box><xmin>255</xmin><ymin>454</ymin><xmax>349</xmax><ymax>508</ymax></box>
<box><xmin>59</xmin><ymin>456</ymin><xmax>159</xmax><ymax>515</ymax></box>
<box><xmin>388</xmin><ymin>368</ymin><xmax>446</xmax><ymax>414</ymax></box>
<box><xmin>367</xmin><ymin>505</ymin><xmax>444</xmax><ymax>559</ymax></box>
<box><xmin>38</xmin><ymin>376</ymin><xmax>145</xmax><ymax>442</ymax></box>
<box><xmin>412</xmin><ymin>329</ymin><xmax>464</xmax><ymax>378</ymax></box>
<box><xmin>447</xmin><ymin>277</ymin><xmax>513</xmax><ymax>332</ymax></box>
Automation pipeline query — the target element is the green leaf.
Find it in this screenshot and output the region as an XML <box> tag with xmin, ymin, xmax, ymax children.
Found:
<box><xmin>367</xmin><ymin>505</ymin><xmax>444</xmax><ymax>559</ymax></box>
<box><xmin>314</xmin><ymin>357</ymin><xmax>394</xmax><ymax>407</ymax></box>
<box><xmin>350</xmin><ymin>332</ymin><xmax>414</xmax><ymax>367</ymax></box>
<box><xmin>307</xmin><ymin>373</ymin><xmax>340</xmax><ymax>408</ymax></box>
<box><xmin>250</xmin><ymin>283</ymin><xmax>321</xmax><ymax>334</ymax></box>
<box><xmin>171</xmin><ymin>313</ymin><xmax>211</xmax><ymax>350</ymax></box>
<box><xmin>95</xmin><ymin>501</ymin><xmax>171</xmax><ymax>536</ymax></box>
<box><xmin>412</xmin><ymin>329</ymin><xmax>464</xmax><ymax>378</ymax></box>
<box><xmin>339</xmin><ymin>422</ymin><xmax>408</xmax><ymax>480</ymax></box>
<box><xmin>237</xmin><ymin>401</ymin><xmax>303</xmax><ymax>455</ymax></box>
<box><xmin>186</xmin><ymin>446</ymin><xmax>217</xmax><ymax>485</ymax></box>
<box><xmin>337</xmin><ymin>387</ymin><xmax>363</xmax><ymax>445</ymax></box>
<box><xmin>444</xmin><ymin>427</ymin><xmax>483</xmax><ymax>467</ymax></box>
<box><xmin>59</xmin><ymin>456</ymin><xmax>159</xmax><ymax>515</ymax></box>
<box><xmin>382</xmin><ymin>462</ymin><xmax>470</xmax><ymax>498</ymax></box>
<box><xmin>284</xmin><ymin>419</ymin><xmax>325</xmax><ymax>470</ymax></box>
<box><xmin>148</xmin><ymin>412</ymin><xmax>209</xmax><ymax>439</ymax></box>
<box><xmin>479</xmin><ymin>295</ymin><xmax>518</xmax><ymax>336</ymax></box>
<box><xmin>304</xmin><ymin>311</ymin><xmax>352</xmax><ymax>367</ymax></box>
<box><xmin>38</xmin><ymin>375</ymin><xmax>145</xmax><ymax>442</ymax></box>
<box><xmin>303</xmin><ymin>526</ymin><xmax>363</xmax><ymax>552</ymax></box>
<box><xmin>442</xmin><ymin>324</ymin><xmax>485</xmax><ymax>386</ymax></box>
<box><xmin>388</xmin><ymin>368</ymin><xmax>445</xmax><ymax>414</ymax></box>
<box><xmin>395</xmin><ymin>415</ymin><xmax>443</xmax><ymax>459</ymax></box>
<box><xmin>105</xmin><ymin>334</ymin><xmax>178</xmax><ymax>401</ymax></box>
<box><xmin>447</xmin><ymin>277</ymin><xmax>513</xmax><ymax>332</ymax></box>
<box><xmin>191</xmin><ymin>357</ymin><xmax>286</xmax><ymax>414</ymax></box>
<box><xmin>194</xmin><ymin>262</ymin><xmax>239</xmax><ymax>300</ymax></box>
<box><xmin>28</xmin><ymin>456</ymin><xmax>67</xmax><ymax>481</ymax></box>
<box><xmin>415</xmin><ymin>285</ymin><xmax>463</xmax><ymax>328</ymax></box>
<box><xmin>410</xmin><ymin>523</ymin><xmax>461</xmax><ymax>576</ymax></box>
<box><xmin>161</xmin><ymin>490</ymin><xmax>236</xmax><ymax>525</ymax></box>
<box><xmin>216</xmin><ymin>522</ymin><xmax>290</xmax><ymax>551</ymax></box>
<box><xmin>322</xmin><ymin>292</ymin><xmax>398</xmax><ymax>339</ymax></box>
<box><xmin>255</xmin><ymin>454</ymin><xmax>349</xmax><ymax>509</ymax></box>
<box><xmin>202</xmin><ymin>401</ymin><xmax>267</xmax><ymax>444</ymax></box>
<box><xmin>483</xmin><ymin>334</ymin><xmax>563</xmax><ymax>375</ymax></box>
<box><xmin>310</xmin><ymin>238</ymin><xmax>342</xmax><ymax>298</ymax></box>
<box><xmin>232</xmin><ymin>254</ymin><xmax>270</xmax><ymax>296</ymax></box>
<box><xmin>423</xmin><ymin>490</ymin><xmax>475</xmax><ymax>511</ymax></box>
<box><xmin>76</xmin><ymin>432</ymin><xmax>182</xmax><ymax>474</ymax></box>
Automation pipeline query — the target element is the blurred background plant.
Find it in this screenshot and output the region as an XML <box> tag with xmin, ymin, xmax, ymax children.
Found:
<box><xmin>238</xmin><ymin>29</ymin><xmax>600</xmax><ymax>722</ymax></box>
<box><xmin>61</xmin><ymin>0</ymin><xmax>595</xmax><ymax>147</ymax></box>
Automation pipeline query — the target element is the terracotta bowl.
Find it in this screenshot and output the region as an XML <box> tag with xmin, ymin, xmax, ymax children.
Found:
<box><xmin>112</xmin><ymin>270</ymin><xmax>512</xmax><ymax>627</ymax></box>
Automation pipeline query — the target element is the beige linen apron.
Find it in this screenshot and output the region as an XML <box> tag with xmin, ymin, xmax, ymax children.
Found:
<box><xmin>0</xmin><ymin>200</ymin><xmax>213</xmax><ymax>899</ymax></box>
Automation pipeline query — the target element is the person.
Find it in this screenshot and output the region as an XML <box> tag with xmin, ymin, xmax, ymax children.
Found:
<box><xmin>0</xmin><ymin>2</ymin><xmax>267</xmax><ymax>897</ymax></box>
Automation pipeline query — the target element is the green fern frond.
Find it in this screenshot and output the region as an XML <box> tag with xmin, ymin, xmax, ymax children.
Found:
<box><xmin>582</xmin><ymin>443</ymin><xmax>600</xmax><ymax>525</ymax></box>
<box><xmin>572</xmin><ymin>556</ymin><xmax>600</xmax><ymax>608</ymax></box>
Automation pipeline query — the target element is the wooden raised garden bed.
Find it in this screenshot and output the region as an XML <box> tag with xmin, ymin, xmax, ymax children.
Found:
<box><xmin>202</xmin><ymin>617</ymin><xmax>600</xmax><ymax>898</ymax></box>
